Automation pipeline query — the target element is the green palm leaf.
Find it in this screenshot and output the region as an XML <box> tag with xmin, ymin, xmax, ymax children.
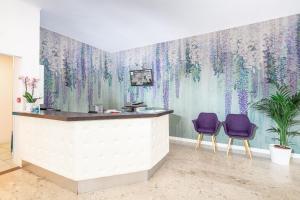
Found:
<box><xmin>252</xmin><ymin>83</ymin><xmax>300</xmax><ymax>147</ymax></box>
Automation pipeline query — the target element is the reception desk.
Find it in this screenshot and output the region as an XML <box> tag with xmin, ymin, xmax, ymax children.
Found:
<box><xmin>12</xmin><ymin>109</ymin><xmax>173</xmax><ymax>193</ymax></box>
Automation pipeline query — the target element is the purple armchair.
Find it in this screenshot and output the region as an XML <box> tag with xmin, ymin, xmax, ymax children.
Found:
<box><xmin>223</xmin><ymin>114</ymin><xmax>256</xmax><ymax>159</ymax></box>
<box><xmin>192</xmin><ymin>113</ymin><xmax>221</xmax><ymax>152</ymax></box>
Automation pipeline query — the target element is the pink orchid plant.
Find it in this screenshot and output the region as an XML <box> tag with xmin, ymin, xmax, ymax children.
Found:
<box><xmin>19</xmin><ymin>76</ymin><xmax>41</xmax><ymax>103</ymax></box>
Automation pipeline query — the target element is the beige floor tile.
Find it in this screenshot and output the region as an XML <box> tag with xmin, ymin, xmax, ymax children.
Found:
<box><xmin>0</xmin><ymin>160</ymin><xmax>8</xmax><ymax>167</ymax></box>
<box><xmin>0</xmin><ymin>148</ymin><xmax>8</xmax><ymax>153</ymax></box>
<box><xmin>0</xmin><ymin>143</ymin><xmax>10</xmax><ymax>149</ymax></box>
<box><xmin>0</xmin><ymin>144</ymin><xmax>299</xmax><ymax>200</ymax></box>
<box><xmin>4</xmin><ymin>160</ymin><xmax>17</xmax><ymax>168</ymax></box>
<box><xmin>0</xmin><ymin>164</ymin><xmax>12</xmax><ymax>172</ymax></box>
<box><xmin>0</xmin><ymin>151</ymin><xmax>12</xmax><ymax>161</ymax></box>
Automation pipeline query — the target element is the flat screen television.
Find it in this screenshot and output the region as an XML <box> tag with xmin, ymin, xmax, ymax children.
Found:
<box><xmin>130</xmin><ymin>69</ymin><xmax>153</xmax><ymax>86</ymax></box>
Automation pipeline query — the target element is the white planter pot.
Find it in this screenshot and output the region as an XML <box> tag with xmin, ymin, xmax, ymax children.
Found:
<box><xmin>269</xmin><ymin>144</ymin><xmax>292</xmax><ymax>165</ymax></box>
<box><xmin>24</xmin><ymin>103</ymin><xmax>34</xmax><ymax>112</ymax></box>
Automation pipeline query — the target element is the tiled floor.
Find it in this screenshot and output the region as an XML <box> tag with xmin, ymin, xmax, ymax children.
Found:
<box><xmin>0</xmin><ymin>143</ymin><xmax>17</xmax><ymax>172</ymax></box>
<box><xmin>0</xmin><ymin>143</ymin><xmax>299</xmax><ymax>200</ymax></box>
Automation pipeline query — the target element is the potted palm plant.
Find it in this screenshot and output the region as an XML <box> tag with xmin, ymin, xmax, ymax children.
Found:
<box><xmin>252</xmin><ymin>83</ymin><xmax>300</xmax><ymax>165</ymax></box>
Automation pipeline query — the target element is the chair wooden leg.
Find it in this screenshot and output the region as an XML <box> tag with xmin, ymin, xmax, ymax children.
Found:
<box><xmin>227</xmin><ymin>138</ymin><xmax>232</xmax><ymax>156</ymax></box>
<box><xmin>195</xmin><ymin>134</ymin><xmax>203</xmax><ymax>150</ymax></box>
<box><xmin>211</xmin><ymin>135</ymin><xmax>216</xmax><ymax>153</ymax></box>
<box><xmin>244</xmin><ymin>140</ymin><xmax>252</xmax><ymax>159</ymax></box>
<box><xmin>243</xmin><ymin>140</ymin><xmax>248</xmax><ymax>155</ymax></box>
<box><xmin>214</xmin><ymin>135</ymin><xmax>217</xmax><ymax>152</ymax></box>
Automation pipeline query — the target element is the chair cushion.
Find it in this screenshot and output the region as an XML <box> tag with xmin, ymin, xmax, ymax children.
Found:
<box><xmin>227</xmin><ymin>130</ymin><xmax>249</xmax><ymax>138</ymax></box>
<box><xmin>197</xmin><ymin>127</ymin><xmax>215</xmax><ymax>134</ymax></box>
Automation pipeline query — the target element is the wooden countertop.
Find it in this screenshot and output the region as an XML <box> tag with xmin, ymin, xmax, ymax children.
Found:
<box><xmin>12</xmin><ymin>109</ymin><xmax>173</xmax><ymax>121</ymax></box>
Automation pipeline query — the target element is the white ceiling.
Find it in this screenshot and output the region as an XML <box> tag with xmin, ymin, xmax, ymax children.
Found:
<box><xmin>23</xmin><ymin>0</ymin><xmax>300</xmax><ymax>52</ymax></box>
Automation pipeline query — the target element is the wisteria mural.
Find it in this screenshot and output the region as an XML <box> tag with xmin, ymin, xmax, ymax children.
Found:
<box><xmin>41</xmin><ymin>14</ymin><xmax>300</xmax><ymax>152</ymax></box>
<box><xmin>40</xmin><ymin>28</ymin><xmax>113</xmax><ymax>112</ymax></box>
<box><xmin>110</xmin><ymin>14</ymin><xmax>300</xmax><ymax>152</ymax></box>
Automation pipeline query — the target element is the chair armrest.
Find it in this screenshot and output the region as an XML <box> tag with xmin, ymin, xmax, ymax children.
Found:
<box><xmin>192</xmin><ymin>119</ymin><xmax>198</xmax><ymax>131</ymax></box>
<box><xmin>215</xmin><ymin>121</ymin><xmax>221</xmax><ymax>132</ymax></box>
<box><xmin>248</xmin><ymin>123</ymin><xmax>256</xmax><ymax>138</ymax></box>
<box><xmin>222</xmin><ymin>122</ymin><xmax>228</xmax><ymax>133</ymax></box>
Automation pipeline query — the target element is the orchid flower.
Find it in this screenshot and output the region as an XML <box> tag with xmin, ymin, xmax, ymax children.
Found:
<box><xmin>19</xmin><ymin>76</ymin><xmax>40</xmax><ymax>103</ymax></box>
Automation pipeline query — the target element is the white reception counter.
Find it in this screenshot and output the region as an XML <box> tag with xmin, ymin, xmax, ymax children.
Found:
<box><xmin>12</xmin><ymin>110</ymin><xmax>173</xmax><ymax>193</ymax></box>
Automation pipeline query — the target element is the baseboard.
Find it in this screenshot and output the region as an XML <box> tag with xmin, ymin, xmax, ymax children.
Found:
<box><xmin>170</xmin><ymin>136</ymin><xmax>300</xmax><ymax>161</ymax></box>
<box><xmin>22</xmin><ymin>155</ymin><xmax>168</xmax><ymax>194</ymax></box>
<box><xmin>0</xmin><ymin>166</ymin><xmax>21</xmax><ymax>175</ymax></box>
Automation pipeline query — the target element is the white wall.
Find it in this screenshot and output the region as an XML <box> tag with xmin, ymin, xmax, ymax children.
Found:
<box><xmin>0</xmin><ymin>0</ymin><xmax>41</xmax><ymax>111</ymax></box>
<box><xmin>0</xmin><ymin>55</ymin><xmax>13</xmax><ymax>144</ymax></box>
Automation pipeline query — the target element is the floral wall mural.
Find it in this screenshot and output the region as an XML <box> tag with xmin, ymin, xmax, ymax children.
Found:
<box><xmin>41</xmin><ymin>14</ymin><xmax>300</xmax><ymax>153</ymax></box>
<box><xmin>40</xmin><ymin>28</ymin><xmax>113</xmax><ymax>112</ymax></box>
<box><xmin>110</xmin><ymin>14</ymin><xmax>300</xmax><ymax>153</ymax></box>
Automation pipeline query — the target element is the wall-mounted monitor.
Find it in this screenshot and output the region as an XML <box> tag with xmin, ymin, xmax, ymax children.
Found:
<box><xmin>130</xmin><ymin>69</ymin><xmax>153</xmax><ymax>86</ymax></box>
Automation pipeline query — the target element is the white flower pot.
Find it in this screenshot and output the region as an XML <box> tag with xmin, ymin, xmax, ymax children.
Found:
<box><xmin>24</xmin><ymin>103</ymin><xmax>34</xmax><ymax>112</ymax></box>
<box><xmin>269</xmin><ymin>144</ymin><xmax>292</xmax><ymax>165</ymax></box>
